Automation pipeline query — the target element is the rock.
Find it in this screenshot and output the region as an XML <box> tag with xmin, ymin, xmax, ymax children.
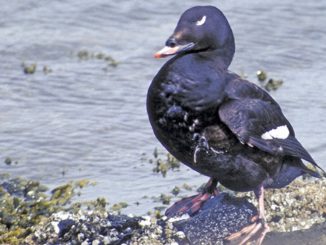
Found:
<box><xmin>58</xmin><ymin>219</ymin><xmax>76</xmax><ymax>237</ymax></box>
<box><xmin>264</xmin><ymin>222</ymin><xmax>326</xmax><ymax>245</ymax></box>
<box><xmin>172</xmin><ymin>193</ymin><xmax>257</xmax><ymax>244</ymax></box>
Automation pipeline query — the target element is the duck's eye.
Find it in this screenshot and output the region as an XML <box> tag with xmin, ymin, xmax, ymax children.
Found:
<box><xmin>196</xmin><ymin>15</ymin><xmax>206</xmax><ymax>26</ymax></box>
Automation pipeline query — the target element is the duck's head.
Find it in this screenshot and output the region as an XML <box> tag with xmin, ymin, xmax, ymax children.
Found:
<box><xmin>155</xmin><ymin>6</ymin><xmax>235</xmax><ymax>67</ymax></box>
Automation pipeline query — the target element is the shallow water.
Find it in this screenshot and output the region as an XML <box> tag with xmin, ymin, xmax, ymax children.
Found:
<box><xmin>0</xmin><ymin>0</ymin><xmax>325</xmax><ymax>214</ymax></box>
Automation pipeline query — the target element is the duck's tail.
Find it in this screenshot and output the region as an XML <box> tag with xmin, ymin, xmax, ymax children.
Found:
<box><xmin>265</xmin><ymin>156</ymin><xmax>325</xmax><ymax>189</ymax></box>
<box><xmin>301</xmin><ymin>160</ymin><xmax>326</xmax><ymax>178</ymax></box>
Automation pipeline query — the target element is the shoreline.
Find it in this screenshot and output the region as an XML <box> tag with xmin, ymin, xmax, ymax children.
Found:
<box><xmin>0</xmin><ymin>175</ymin><xmax>325</xmax><ymax>244</ymax></box>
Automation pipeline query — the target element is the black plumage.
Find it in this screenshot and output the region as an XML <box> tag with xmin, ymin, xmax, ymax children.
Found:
<box><xmin>147</xmin><ymin>5</ymin><xmax>325</xmax><ymax>244</ymax></box>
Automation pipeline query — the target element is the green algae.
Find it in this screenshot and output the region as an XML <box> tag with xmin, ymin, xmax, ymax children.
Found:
<box><xmin>264</xmin><ymin>78</ymin><xmax>284</xmax><ymax>91</ymax></box>
<box><xmin>21</xmin><ymin>63</ymin><xmax>53</xmax><ymax>75</ymax></box>
<box><xmin>22</xmin><ymin>63</ymin><xmax>37</xmax><ymax>74</ymax></box>
<box><xmin>77</xmin><ymin>50</ymin><xmax>119</xmax><ymax>67</ymax></box>
<box><xmin>159</xmin><ymin>194</ymin><xmax>172</xmax><ymax>205</ymax></box>
<box><xmin>50</xmin><ymin>183</ymin><xmax>74</xmax><ymax>205</ymax></box>
<box><xmin>0</xmin><ymin>175</ymin><xmax>92</xmax><ymax>244</ymax></box>
<box><xmin>256</xmin><ymin>70</ymin><xmax>267</xmax><ymax>82</ymax></box>
<box><xmin>256</xmin><ymin>69</ymin><xmax>284</xmax><ymax>91</ymax></box>
<box><xmin>111</xmin><ymin>202</ymin><xmax>129</xmax><ymax>212</ymax></box>
<box><xmin>152</xmin><ymin>151</ymin><xmax>180</xmax><ymax>177</ymax></box>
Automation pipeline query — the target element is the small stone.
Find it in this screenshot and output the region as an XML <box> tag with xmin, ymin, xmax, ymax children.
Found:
<box><xmin>77</xmin><ymin>233</ymin><xmax>85</xmax><ymax>242</ymax></box>
<box><xmin>176</xmin><ymin>231</ymin><xmax>186</xmax><ymax>239</ymax></box>
<box><xmin>51</xmin><ymin>221</ymin><xmax>60</xmax><ymax>234</ymax></box>
<box><xmin>171</xmin><ymin>186</ymin><xmax>180</xmax><ymax>196</ymax></box>
<box><xmin>139</xmin><ymin>216</ymin><xmax>151</xmax><ymax>227</ymax></box>
<box><xmin>102</xmin><ymin>237</ymin><xmax>110</xmax><ymax>245</ymax></box>
<box><xmin>92</xmin><ymin>240</ymin><xmax>100</xmax><ymax>245</ymax></box>
<box><xmin>4</xmin><ymin>157</ymin><xmax>12</xmax><ymax>165</ymax></box>
<box><xmin>58</xmin><ymin>219</ymin><xmax>76</xmax><ymax>237</ymax></box>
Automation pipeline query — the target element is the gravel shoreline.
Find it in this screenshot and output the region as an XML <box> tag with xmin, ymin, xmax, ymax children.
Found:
<box><xmin>0</xmin><ymin>175</ymin><xmax>325</xmax><ymax>244</ymax></box>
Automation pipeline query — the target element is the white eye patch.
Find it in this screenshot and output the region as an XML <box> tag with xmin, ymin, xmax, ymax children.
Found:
<box><xmin>196</xmin><ymin>15</ymin><xmax>206</xmax><ymax>26</ymax></box>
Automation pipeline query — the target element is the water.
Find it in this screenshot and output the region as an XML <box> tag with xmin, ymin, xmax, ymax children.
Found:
<box><xmin>0</xmin><ymin>0</ymin><xmax>325</xmax><ymax>214</ymax></box>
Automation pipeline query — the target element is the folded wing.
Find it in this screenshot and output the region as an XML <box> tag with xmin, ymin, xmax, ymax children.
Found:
<box><xmin>219</xmin><ymin>77</ymin><xmax>324</xmax><ymax>176</ymax></box>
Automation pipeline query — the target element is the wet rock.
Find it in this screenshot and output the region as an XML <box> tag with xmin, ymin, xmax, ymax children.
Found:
<box><xmin>173</xmin><ymin>193</ymin><xmax>257</xmax><ymax>244</ymax></box>
<box><xmin>108</xmin><ymin>214</ymin><xmax>141</xmax><ymax>231</ymax></box>
<box><xmin>58</xmin><ymin>219</ymin><xmax>76</xmax><ymax>237</ymax></box>
<box><xmin>264</xmin><ymin>221</ymin><xmax>326</xmax><ymax>245</ymax></box>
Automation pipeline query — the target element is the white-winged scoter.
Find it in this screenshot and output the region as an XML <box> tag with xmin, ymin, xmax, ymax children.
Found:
<box><xmin>147</xmin><ymin>5</ymin><xmax>325</xmax><ymax>244</ymax></box>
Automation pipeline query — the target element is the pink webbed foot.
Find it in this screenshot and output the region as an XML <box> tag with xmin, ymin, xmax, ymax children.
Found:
<box><xmin>226</xmin><ymin>185</ymin><xmax>270</xmax><ymax>245</ymax></box>
<box><xmin>225</xmin><ymin>215</ymin><xmax>270</xmax><ymax>245</ymax></box>
<box><xmin>165</xmin><ymin>178</ymin><xmax>218</xmax><ymax>217</ymax></box>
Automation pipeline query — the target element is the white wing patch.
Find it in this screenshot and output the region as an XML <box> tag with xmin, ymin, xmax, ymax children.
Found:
<box><xmin>261</xmin><ymin>125</ymin><xmax>290</xmax><ymax>140</ymax></box>
<box><xmin>196</xmin><ymin>16</ymin><xmax>206</xmax><ymax>26</ymax></box>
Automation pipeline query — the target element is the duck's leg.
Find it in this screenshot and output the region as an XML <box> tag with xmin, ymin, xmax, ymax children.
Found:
<box><xmin>225</xmin><ymin>185</ymin><xmax>270</xmax><ymax>245</ymax></box>
<box><xmin>165</xmin><ymin>178</ymin><xmax>218</xmax><ymax>217</ymax></box>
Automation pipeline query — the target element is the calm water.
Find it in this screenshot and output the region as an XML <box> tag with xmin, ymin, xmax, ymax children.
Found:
<box><xmin>0</xmin><ymin>0</ymin><xmax>325</xmax><ymax>214</ymax></box>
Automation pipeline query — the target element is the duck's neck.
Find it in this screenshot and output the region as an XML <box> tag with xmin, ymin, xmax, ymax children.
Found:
<box><xmin>197</xmin><ymin>36</ymin><xmax>235</xmax><ymax>70</ymax></box>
